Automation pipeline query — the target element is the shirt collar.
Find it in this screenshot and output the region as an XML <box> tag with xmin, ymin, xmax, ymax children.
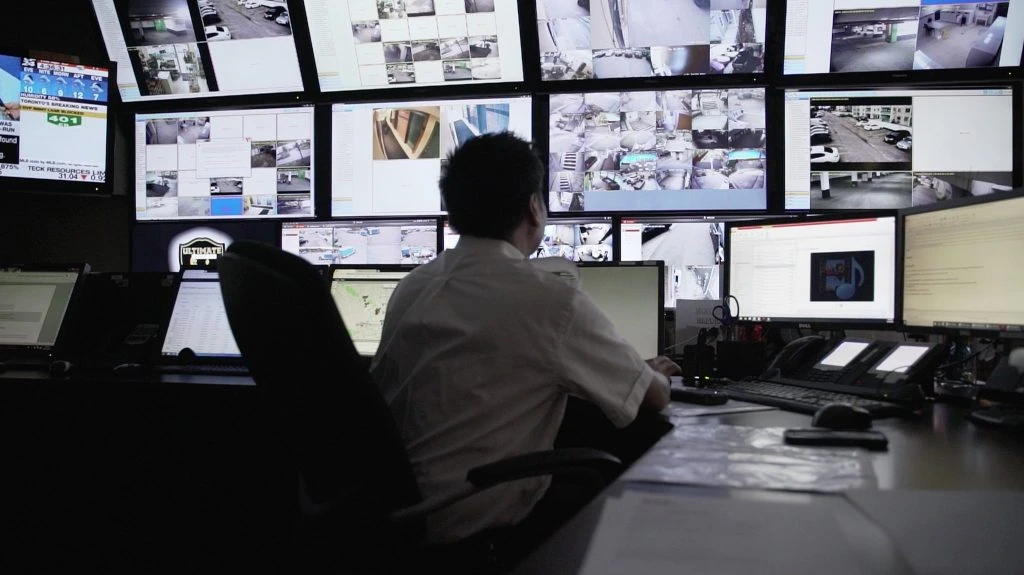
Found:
<box><xmin>455</xmin><ymin>236</ymin><xmax>527</xmax><ymax>260</ymax></box>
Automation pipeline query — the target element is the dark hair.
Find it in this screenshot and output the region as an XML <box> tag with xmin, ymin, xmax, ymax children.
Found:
<box><xmin>440</xmin><ymin>132</ymin><xmax>544</xmax><ymax>240</ymax></box>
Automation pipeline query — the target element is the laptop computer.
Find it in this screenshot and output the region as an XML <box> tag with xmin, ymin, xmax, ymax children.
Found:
<box><xmin>156</xmin><ymin>268</ymin><xmax>247</xmax><ymax>374</ymax></box>
<box><xmin>0</xmin><ymin>264</ymin><xmax>89</xmax><ymax>367</ymax></box>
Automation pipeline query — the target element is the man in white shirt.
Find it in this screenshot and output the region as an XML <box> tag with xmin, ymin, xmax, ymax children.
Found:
<box><xmin>371</xmin><ymin>133</ymin><xmax>678</xmax><ymax>550</ymax></box>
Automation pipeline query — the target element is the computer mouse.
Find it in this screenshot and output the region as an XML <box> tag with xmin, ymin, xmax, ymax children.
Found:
<box><xmin>812</xmin><ymin>402</ymin><xmax>872</xmax><ymax>430</ymax></box>
<box><xmin>49</xmin><ymin>360</ymin><xmax>74</xmax><ymax>377</ymax></box>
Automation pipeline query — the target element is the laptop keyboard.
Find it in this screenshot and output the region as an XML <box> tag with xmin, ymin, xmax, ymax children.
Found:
<box><xmin>156</xmin><ymin>364</ymin><xmax>249</xmax><ymax>375</ymax></box>
<box><xmin>726</xmin><ymin>380</ymin><xmax>902</xmax><ymax>417</ymax></box>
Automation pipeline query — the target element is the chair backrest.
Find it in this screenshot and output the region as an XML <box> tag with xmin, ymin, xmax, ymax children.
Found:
<box><xmin>218</xmin><ymin>241</ymin><xmax>421</xmax><ymax>528</ymax></box>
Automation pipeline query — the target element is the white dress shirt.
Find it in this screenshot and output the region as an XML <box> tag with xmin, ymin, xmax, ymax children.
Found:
<box><xmin>370</xmin><ymin>237</ymin><xmax>661</xmax><ymax>544</ymax></box>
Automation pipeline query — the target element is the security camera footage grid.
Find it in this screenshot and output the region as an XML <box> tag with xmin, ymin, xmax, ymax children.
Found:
<box><xmin>537</xmin><ymin>0</ymin><xmax>767</xmax><ymax>81</ymax></box>
<box><xmin>286</xmin><ymin>222</ymin><xmax>438</xmax><ymax>266</ymax></box>
<box><xmin>530</xmin><ymin>222</ymin><xmax>614</xmax><ymax>262</ymax></box>
<box><xmin>548</xmin><ymin>89</ymin><xmax>767</xmax><ymax>212</ymax></box>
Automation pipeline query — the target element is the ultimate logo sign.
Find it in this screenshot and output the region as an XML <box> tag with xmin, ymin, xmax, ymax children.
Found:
<box><xmin>179</xmin><ymin>237</ymin><xmax>226</xmax><ymax>269</ymax></box>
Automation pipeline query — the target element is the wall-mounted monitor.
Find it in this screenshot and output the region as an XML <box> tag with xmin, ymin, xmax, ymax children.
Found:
<box><xmin>132</xmin><ymin>220</ymin><xmax>279</xmax><ymax>272</ymax></box>
<box><xmin>281</xmin><ymin>219</ymin><xmax>439</xmax><ymax>266</ymax></box>
<box><xmin>0</xmin><ymin>52</ymin><xmax>113</xmax><ymax>193</ymax></box>
<box><xmin>135</xmin><ymin>104</ymin><xmax>315</xmax><ymax>221</ymax></box>
<box><xmin>531</xmin><ymin>216</ymin><xmax>614</xmax><ymax>261</ymax></box>
<box><xmin>537</xmin><ymin>0</ymin><xmax>768</xmax><ymax>81</ymax></box>
<box><xmin>91</xmin><ymin>0</ymin><xmax>305</xmax><ymax>102</ymax></box>
<box><xmin>783</xmin><ymin>86</ymin><xmax>1017</xmax><ymax>211</ymax></box>
<box><xmin>548</xmin><ymin>88</ymin><xmax>767</xmax><ymax>213</ymax></box>
<box><xmin>331</xmin><ymin>94</ymin><xmax>532</xmax><ymax>217</ymax></box>
<box><xmin>306</xmin><ymin>0</ymin><xmax>525</xmax><ymax>92</ymax></box>
<box><xmin>783</xmin><ymin>0</ymin><xmax>1024</xmax><ymax>79</ymax></box>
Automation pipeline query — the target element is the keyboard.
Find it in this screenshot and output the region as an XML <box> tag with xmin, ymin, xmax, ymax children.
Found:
<box><xmin>156</xmin><ymin>364</ymin><xmax>249</xmax><ymax>376</ymax></box>
<box><xmin>725</xmin><ymin>379</ymin><xmax>905</xmax><ymax>417</ymax></box>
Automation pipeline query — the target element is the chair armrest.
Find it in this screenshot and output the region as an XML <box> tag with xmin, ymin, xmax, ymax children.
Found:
<box><xmin>466</xmin><ymin>447</ymin><xmax>621</xmax><ymax>489</ymax></box>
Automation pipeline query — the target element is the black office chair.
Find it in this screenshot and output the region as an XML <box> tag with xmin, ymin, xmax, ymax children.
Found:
<box><xmin>217</xmin><ymin>241</ymin><xmax>621</xmax><ymax>573</ymax></box>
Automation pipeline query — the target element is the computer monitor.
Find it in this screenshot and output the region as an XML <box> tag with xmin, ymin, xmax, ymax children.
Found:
<box><xmin>330</xmin><ymin>95</ymin><xmax>532</xmax><ymax>217</ymax></box>
<box><xmin>783</xmin><ymin>1</ymin><xmax>1024</xmax><ymax>78</ymax></box>
<box><xmin>305</xmin><ymin>0</ymin><xmax>525</xmax><ymax>91</ymax></box>
<box><xmin>132</xmin><ymin>221</ymin><xmax>279</xmax><ymax>272</ymax></box>
<box><xmin>530</xmin><ymin>217</ymin><xmax>614</xmax><ymax>262</ymax></box>
<box><xmin>537</xmin><ymin>0</ymin><xmax>767</xmax><ymax>81</ymax></box>
<box><xmin>783</xmin><ymin>86</ymin><xmax>1018</xmax><ymax>211</ymax></box>
<box><xmin>160</xmin><ymin>269</ymin><xmax>240</xmax><ymax>358</ymax></box>
<box><xmin>91</xmin><ymin>0</ymin><xmax>305</xmax><ymax>102</ymax></box>
<box><xmin>329</xmin><ymin>266</ymin><xmax>412</xmax><ymax>356</ymax></box>
<box><xmin>577</xmin><ymin>261</ymin><xmax>664</xmax><ymax>358</ymax></box>
<box><xmin>0</xmin><ymin>51</ymin><xmax>113</xmax><ymax>194</ymax></box>
<box><xmin>282</xmin><ymin>220</ymin><xmax>439</xmax><ymax>266</ymax></box>
<box><xmin>901</xmin><ymin>190</ymin><xmax>1024</xmax><ymax>335</ymax></box>
<box><xmin>725</xmin><ymin>213</ymin><xmax>898</xmax><ymax>327</ymax></box>
<box><xmin>0</xmin><ymin>265</ymin><xmax>88</xmax><ymax>355</ymax></box>
<box><xmin>620</xmin><ymin>216</ymin><xmax>761</xmax><ymax>307</ymax></box>
<box><xmin>548</xmin><ymin>88</ymin><xmax>767</xmax><ymax>213</ymax></box>
<box><xmin>442</xmin><ymin>220</ymin><xmax>460</xmax><ymax>250</ymax></box>
<box><xmin>135</xmin><ymin>104</ymin><xmax>316</xmax><ymax>221</ymax></box>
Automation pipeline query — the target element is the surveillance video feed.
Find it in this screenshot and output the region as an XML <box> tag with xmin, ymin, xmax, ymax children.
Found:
<box><xmin>537</xmin><ymin>0</ymin><xmax>766</xmax><ymax>81</ymax></box>
<box><xmin>549</xmin><ymin>89</ymin><xmax>767</xmax><ymax>212</ymax></box>
<box><xmin>281</xmin><ymin>220</ymin><xmax>439</xmax><ymax>265</ymax></box>
<box><xmin>784</xmin><ymin>87</ymin><xmax>1015</xmax><ymax>211</ymax></box>
<box><xmin>620</xmin><ymin>219</ymin><xmax>726</xmax><ymax>305</ymax></box>
<box><xmin>529</xmin><ymin>219</ymin><xmax>614</xmax><ymax>262</ymax></box>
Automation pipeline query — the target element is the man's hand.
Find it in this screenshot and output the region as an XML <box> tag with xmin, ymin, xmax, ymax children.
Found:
<box><xmin>646</xmin><ymin>356</ymin><xmax>681</xmax><ymax>379</ymax></box>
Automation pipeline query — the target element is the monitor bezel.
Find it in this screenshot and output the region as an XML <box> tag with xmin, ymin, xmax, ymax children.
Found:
<box><xmin>898</xmin><ymin>187</ymin><xmax>1024</xmax><ymax>337</ymax></box>
<box><xmin>576</xmin><ymin>260</ymin><xmax>666</xmax><ymax>355</ymax></box>
<box><xmin>0</xmin><ymin>263</ymin><xmax>91</xmax><ymax>358</ymax></box>
<box><xmin>723</xmin><ymin>210</ymin><xmax>901</xmax><ymax>330</ymax></box>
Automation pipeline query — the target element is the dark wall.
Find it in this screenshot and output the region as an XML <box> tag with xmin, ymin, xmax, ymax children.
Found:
<box><xmin>0</xmin><ymin>1</ymin><xmax>133</xmax><ymax>271</ymax></box>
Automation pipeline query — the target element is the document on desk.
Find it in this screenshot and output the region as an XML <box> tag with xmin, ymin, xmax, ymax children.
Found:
<box><xmin>579</xmin><ymin>489</ymin><xmax>912</xmax><ymax>575</ymax></box>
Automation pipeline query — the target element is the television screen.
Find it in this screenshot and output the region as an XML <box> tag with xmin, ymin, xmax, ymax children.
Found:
<box><xmin>132</xmin><ymin>220</ymin><xmax>279</xmax><ymax>272</ymax></box>
<box><xmin>331</xmin><ymin>95</ymin><xmax>533</xmax><ymax>217</ymax></box>
<box><xmin>305</xmin><ymin>0</ymin><xmax>525</xmax><ymax>91</ymax></box>
<box><xmin>530</xmin><ymin>217</ymin><xmax>614</xmax><ymax>262</ymax></box>
<box><xmin>784</xmin><ymin>0</ymin><xmax>1024</xmax><ymax>76</ymax></box>
<box><xmin>91</xmin><ymin>0</ymin><xmax>305</xmax><ymax>102</ymax></box>
<box><xmin>783</xmin><ymin>86</ymin><xmax>1016</xmax><ymax>211</ymax></box>
<box><xmin>281</xmin><ymin>219</ymin><xmax>439</xmax><ymax>266</ymax></box>
<box><xmin>135</xmin><ymin>104</ymin><xmax>316</xmax><ymax>221</ymax></box>
<box><xmin>548</xmin><ymin>88</ymin><xmax>767</xmax><ymax>213</ymax></box>
<box><xmin>0</xmin><ymin>53</ymin><xmax>111</xmax><ymax>191</ymax></box>
<box><xmin>537</xmin><ymin>0</ymin><xmax>767</xmax><ymax>81</ymax></box>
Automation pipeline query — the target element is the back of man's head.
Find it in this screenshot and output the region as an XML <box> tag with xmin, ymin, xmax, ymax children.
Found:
<box><xmin>440</xmin><ymin>132</ymin><xmax>544</xmax><ymax>240</ymax></box>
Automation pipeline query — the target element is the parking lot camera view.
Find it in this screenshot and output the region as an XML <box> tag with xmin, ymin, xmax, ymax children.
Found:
<box><xmin>282</xmin><ymin>220</ymin><xmax>438</xmax><ymax>266</ymax></box>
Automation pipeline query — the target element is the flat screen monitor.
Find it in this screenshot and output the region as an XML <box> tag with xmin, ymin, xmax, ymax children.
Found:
<box><xmin>537</xmin><ymin>0</ymin><xmax>767</xmax><ymax>81</ymax></box>
<box><xmin>135</xmin><ymin>104</ymin><xmax>315</xmax><ymax>221</ymax></box>
<box><xmin>783</xmin><ymin>86</ymin><xmax>1017</xmax><ymax>211</ymax></box>
<box><xmin>132</xmin><ymin>220</ymin><xmax>279</xmax><ymax>272</ymax></box>
<box><xmin>160</xmin><ymin>269</ymin><xmax>239</xmax><ymax>358</ymax></box>
<box><xmin>901</xmin><ymin>190</ymin><xmax>1024</xmax><ymax>335</ymax></box>
<box><xmin>783</xmin><ymin>1</ymin><xmax>1024</xmax><ymax>77</ymax></box>
<box><xmin>306</xmin><ymin>0</ymin><xmax>525</xmax><ymax>92</ymax></box>
<box><xmin>329</xmin><ymin>266</ymin><xmax>411</xmax><ymax>356</ymax></box>
<box><xmin>330</xmin><ymin>95</ymin><xmax>532</xmax><ymax>217</ymax></box>
<box><xmin>0</xmin><ymin>265</ymin><xmax>87</xmax><ymax>353</ymax></box>
<box><xmin>531</xmin><ymin>217</ymin><xmax>614</xmax><ymax>262</ymax></box>
<box><xmin>0</xmin><ymin>52</ymin><xmax>112</xmax><ymax>193</ymax></box>
<box><xmin>442</xmin><ymin>220</ymin><xmax>460</xmax><ymax>250</ymax></box>
<box><xmin>620</xmin><ymin>216</ymin><xmax>753</xmax><ymax>306</ymax></box>
<box><xmin>577</xmin><ymin>262</ymin><xmax>664</xmax><ymax>358</ymax></box>
<box><xmin>548</xmin><ymin>88</ymin><xmax>767</xmax><ymax>213</ymax></box>
<box><xmin>726</xmin><ymin>214</ymin><xmax>898</xmax><ymax>326</ymax></box>
<box><xmin>91</xmin><ymin>0</ymin><xmax>305</xmax><ymax>102</ymax></box>
<box><xmin>282</xmin><ymin>219</ymin><xmax>439</xmax><ymax>266</ymax></box>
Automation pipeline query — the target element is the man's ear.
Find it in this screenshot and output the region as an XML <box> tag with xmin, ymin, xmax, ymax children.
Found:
<box><xmin>528</xmin><ymin>192</ymin><xmax>545</xmax><ymax>227</ymax></box>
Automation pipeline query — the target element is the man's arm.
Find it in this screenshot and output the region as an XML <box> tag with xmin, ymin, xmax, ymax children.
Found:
<box><xmin>640</xmin><ymin>357</ymin><xmax>679</xmax><ymax>411</ymax></box>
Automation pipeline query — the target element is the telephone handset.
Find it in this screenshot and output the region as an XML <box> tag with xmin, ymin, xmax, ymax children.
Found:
<box><xmin>762</xmin><ymin>335</ymin><xmax>828</xmax><ymax>379</ymax></box>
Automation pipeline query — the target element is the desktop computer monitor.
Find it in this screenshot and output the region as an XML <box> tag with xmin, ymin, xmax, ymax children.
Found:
<box><xmin>577</xmin><ymin>261</ymin><xmax>664</xmax><ymax>358</ymax></box>
<box><xmin>537</xmin><ymin>0</ymin><xmax>767</xmax><ymax>81</ymax></box>
<box><xmin>330</xmin><ymin>95</ymin><xmax>533</xmax><ymax>217</ymax></box>
<box><xmin>0</xmin><ymin>265</ymin><xmax>88</xmax><ymax>355</ymax></box>
<box><xmin>135</xmin><ymin>104</ymin><xmax>316</xmax><ymax>221</ymax></box>
<box><xmin>91</xmin><ymin>0</ymin><xmax>305</xmax><ymax>102</ymax></box>
<box><xmin>329</xmin><ymin>266</ymin><xmax>412</xmax><ymax>356</ymax></box>
<box><xmin>783</xmin><ymin>85</ymin><xmax>1018</xmax><ymax>211</ymax></box>
<box><xmin>783</xmin><ymin>2</ymin><xmax>1024</xmax><ymax>78</ymax></box>
<box><xmin>531</xmin><ymin>217</ymin><xmax>614</xmax><ymax>262</ymax></box>
<box><xmin>548</xmin><ymin>88</ymin><xmax>768</xmax><ymax>213</ymax></box>
<box><xmin>0</xmin><ymin>50</ymin><xmax>113</xmax><ymax>194</ymax></box>
<box><xmin>132</xmin><ymin>221</ymin><xmax>278</xmax><ymax>272</ymax></box>
<box><xmin>304</xmin><ymin>0</ymin><xmax>525</xmax><ymax>92</ymax></box>
<box><xmin>282</xmin><ymin>220</ymin><xmax>439</xmax><ymax>266</ymax></box>
<box><xmin>725</xmin><ymin>213</ymin><xmax>898</xmax><ymax>327</ymax></box>
<box><xmin>901</xmin><ymin>190</ymin><xmax>1024</xmax><ymax>335</ymax></box>
<box><xmin>160</xmin><ymin>269</ymin><xmax>240</xmax><ymax>359</ymax></box>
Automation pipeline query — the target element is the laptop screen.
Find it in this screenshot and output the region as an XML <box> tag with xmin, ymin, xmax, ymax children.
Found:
<box><xmin>0</xmin><ymin>268</ymin><xmax>82</xmax><ymax>349</ymax></box>
<box><xmin>161</xmin><ymin>269</ymin><xmax>240</xmax><ymax>358</ymax></box>
<box><xmin>330</xmin><ymin>268</ymin><xmax>410</xmax><ymax>356</ymax></box>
